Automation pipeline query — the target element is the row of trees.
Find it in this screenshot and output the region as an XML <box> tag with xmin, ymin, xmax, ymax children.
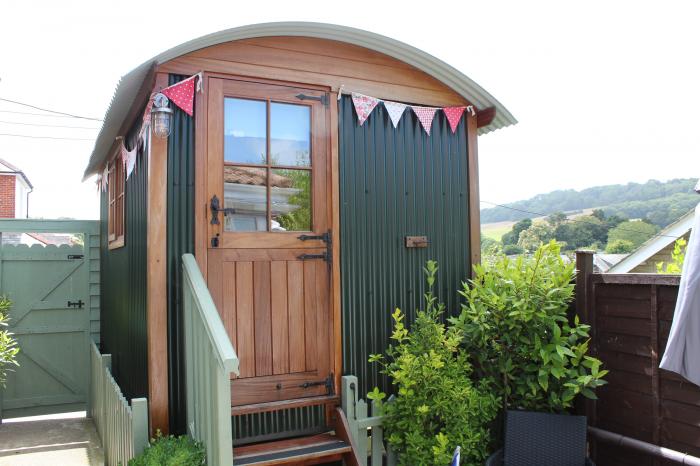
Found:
<box><xmin>485</xmin><ymin>209</ymin><xmax>660</xmax><ymax>256</ymax></box>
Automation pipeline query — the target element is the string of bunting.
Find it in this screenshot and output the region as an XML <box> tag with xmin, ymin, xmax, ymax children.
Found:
<box><xmin>97</xmin><ymin>72</ymin><xmax>203</xmax><ymax>191</ymax></box>
<box><xmin>347</xmin><ymin>90</ymin><xmax>475</xmax><ymax>136</ymax></box>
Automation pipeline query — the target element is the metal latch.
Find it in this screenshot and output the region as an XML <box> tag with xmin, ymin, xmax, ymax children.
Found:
<box><xmin>405</xmin><ymin>235</ymin><xmax>430</xmax><ymax>248</ymax></box>
<box><xmin>210</xmin><ymin>195</ymin><xmax>236</xmax><ymax>225</ymax></box>
<box><xmin>295</xmin><ymin>93</ymin><xmax>330</xmax><ymax>107</ymax></box>
<box><xmin>67</xmin><ymin>300</ymin><xmax>85</xmax><ymax>309</ymax></box>
<box><xmin>298</xmin><ymin>374</ymin><xmax>334</xmax><ymax>395</ymax></box>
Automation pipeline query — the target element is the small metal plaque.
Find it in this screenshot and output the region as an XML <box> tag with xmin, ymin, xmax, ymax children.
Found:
<box><xmin>405</xmin><ymin>236</ymin><xmax>429</xmax><ymax>248</ymax></box>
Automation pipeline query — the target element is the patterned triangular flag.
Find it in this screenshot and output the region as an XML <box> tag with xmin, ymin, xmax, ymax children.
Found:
<box><xmin>443</xmin><ymin>106</ymin><xmax>466</xmax><ymax>133</ymax></box>
<box><xmin>121</xmin><ymin>142</ymin><xmax>138</xmax><ymax>180</ymax></box>
<box><xmin>161</xmin><ymin>75</ymin><xmax>197</xmax><ymax>116</ymax></box>
<box><xmin>384</xmin><ymin>101</ymin><xmax>407</xmax><ymax>128</ymax></box>
<box><xmin>412</xmin><ymin>106</ymin><xmax>438</xmax><ymax>135</ymax></box>
<box><xmin>351</xmin><ymin>92</ymin><xmax>380</xmax><ymax>125</ymax></box>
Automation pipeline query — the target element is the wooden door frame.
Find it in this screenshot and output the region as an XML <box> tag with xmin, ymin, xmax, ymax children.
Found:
<box><xmin>193</xmin><ymin>72</ymin><xmax>343</xmax><ymax>396</ymax></box>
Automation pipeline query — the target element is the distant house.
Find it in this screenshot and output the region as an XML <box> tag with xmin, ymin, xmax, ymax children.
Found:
<box><xmin>607</xmin><ymin>209</ymin><xmax>695</xmax><ymax>273</ymax></box>
<box><xmin>0</xmin><ymin>158</ymin><xmax>33</xmax><ymax>219</ymax></box>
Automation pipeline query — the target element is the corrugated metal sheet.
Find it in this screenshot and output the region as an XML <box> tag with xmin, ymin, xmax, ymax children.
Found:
<box><xmin>83</xmin><ymin>22</ymin><xmax>516</xmax><ymax>178</ymax></box>
<box><xmin>166</xmin><ymin>74</ymin><xmax>196</xmax><ymax>434</ymax></box>
<box><xmin>100</xmin><ymin>122</ymin><xmax>149</xmax><ymax>401</ymax></box>
<box><xmin>338</xmin><ymin>95</ymin><xmax>473</xmax><ymax>398</ymax></box>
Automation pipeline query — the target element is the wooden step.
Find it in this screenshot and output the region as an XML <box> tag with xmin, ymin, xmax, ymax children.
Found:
<box><xmin>232</xmin><ymin>432</ymin><xmax>350</xmax><ymax>466</ymax></box>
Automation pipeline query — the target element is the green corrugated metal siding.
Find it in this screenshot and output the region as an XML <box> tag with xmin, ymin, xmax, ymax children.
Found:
<box><xmin>167</xmin><ymin>74</ymin><xmax>196</xmax><ymax>434</ymax></box>
<box><xmin>100</xmin><ymin>123</ymin><xmax>149</xmax><ymax>401</ymax></box>
<box><xmin>338</xmin><ymin>95</ymin><xmax>472</xmax><ymax>398</ymax></box>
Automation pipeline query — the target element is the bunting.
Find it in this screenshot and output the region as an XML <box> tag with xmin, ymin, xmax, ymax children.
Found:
<box><xmin>343</xmin><ymin>88</ymin><xmax>477</xmax><ymax>135</ymax></box>
<box><xmin>351</xmin><ymin>92</ymin><xmax>380</xmax><ymax>125</ymax></box>
<box><xmin>121</xmin><ymin>141</ymin><xmax>138</xmax><ymax>179</ymax></box>
<box><xmin>412</xmin><ymin>106</ymin><xmax>438</xmax><ymax>135</ymax></box>
<box><xmin>384</xmin><ymin>101</ymin><xmax>407</xmax><ymax>128</ymax></box>
<box><xmin>161</xmin><ymin>74</ymin><xmax>198</xmax><ymax>116</ymax></box>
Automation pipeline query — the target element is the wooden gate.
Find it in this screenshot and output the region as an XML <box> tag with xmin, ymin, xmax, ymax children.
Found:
<box><xmin>0</xmin><ymin>220</ymin><xmax>99</xmax><ymax>419</ymax></box>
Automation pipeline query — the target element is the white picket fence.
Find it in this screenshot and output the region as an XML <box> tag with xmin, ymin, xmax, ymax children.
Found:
<box><xmin>341</xmin><ymin>375</ymin><xmax>397</xmax><ymax>466</ymax></box>
<box><xmin>89</xmin><ymin>341</ymin><xmax>149</xmax><ymax>466</ymax></box>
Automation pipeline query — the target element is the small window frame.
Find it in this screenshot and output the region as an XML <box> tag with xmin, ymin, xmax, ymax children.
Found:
<box><xmin>107</xmin><ymin>151</ymin><xmax>125</xmax><ymax>249</ymax></box>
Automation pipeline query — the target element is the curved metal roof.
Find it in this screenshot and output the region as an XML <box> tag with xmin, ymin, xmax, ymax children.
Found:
<box><xmin>84</xmin><ymin>22</ymin><xmax>517</xmax><ymax>179</ymax></box>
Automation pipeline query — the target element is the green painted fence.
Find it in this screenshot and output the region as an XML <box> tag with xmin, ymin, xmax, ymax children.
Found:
<box><xmin>182</xmin><ymin>254</ymin><xmax>239</xmax><ymax>466</ymax></box>
<box><xmin>342</xmin><ymin>375</ymin><xmax>397</xmax><ymax>466</ymax></box>
<box><xmin>90</xmin><ymin>341</ymin><xmax>148</xmax><ymax>466</ymax></box>
<box><xmin>0</xmin><ymin>219</ymin><xmax>99</xmax><ymax>419</ymax></box>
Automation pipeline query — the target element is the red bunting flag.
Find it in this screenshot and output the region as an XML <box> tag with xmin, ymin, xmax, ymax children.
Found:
<box><xmin>412</xmin><ymin>106</ymin><xmax>438</xmax><ymax>135</ymax></box>
<box><xmin>161</xmin><ymin>75</ymin><xmax>197</xmax><ymax>116</ymax></box>
<box><xmin>352</xmin><ymin>92</ymin><xmax>380</xmax><ymax>125</ymax></box>
<box><xmin>443</xmin><ymin>106</ymin><xmax>466</xmax><ymax>133</ymax></box>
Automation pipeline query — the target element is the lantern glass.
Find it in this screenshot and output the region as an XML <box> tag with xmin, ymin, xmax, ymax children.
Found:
<box><xmin>152</xmin><ymin>108</ymin><xmax>172</xmax><ymax>138</ymax></box>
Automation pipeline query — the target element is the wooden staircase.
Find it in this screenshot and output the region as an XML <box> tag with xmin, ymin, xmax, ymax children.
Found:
<box><xmin>232</xmin><ymin>405</ymin><xmax>362</xmax><ymax>466</ymax></box>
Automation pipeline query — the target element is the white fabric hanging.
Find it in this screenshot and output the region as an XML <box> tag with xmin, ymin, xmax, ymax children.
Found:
<box><xmin>660</xmin><ymin>202</ymin><xmax>700</xmax><ymax>386</ymax></box>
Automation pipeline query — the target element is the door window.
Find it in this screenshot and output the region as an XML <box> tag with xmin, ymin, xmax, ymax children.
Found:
<box><xmin>223</xmin><ymin>97</ymin><xmax>312</xmax><ymax>232</ymax></box>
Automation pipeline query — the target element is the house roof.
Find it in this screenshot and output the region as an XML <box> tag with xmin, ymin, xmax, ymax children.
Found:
<box><xmin>83</xmin><ymin>22</ymin><xmax>517</xmax><ymax>180</ymax></box>
<box><xmin>0</xmin><ymin>157</ymin><xmax>33</xmax><ymax>189</ymax></box>
<box><xmin>224</xmin><ymin>166</ymin><xmax>292</xmax><ymax>188</ymax></box>
<box><xmin>608</xmin><ymin>208</ymin><xmax>697</xmax><ymax>273</ymax></box>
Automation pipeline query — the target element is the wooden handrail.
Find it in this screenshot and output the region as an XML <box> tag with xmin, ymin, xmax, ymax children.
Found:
<box><xmin>182</xmin><ymin>253</ymin><xmax>239</xmax><ymax>466</ymax></box>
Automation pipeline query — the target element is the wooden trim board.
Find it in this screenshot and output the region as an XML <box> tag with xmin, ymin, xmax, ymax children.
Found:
<box><xmin>147</xmin><ymin>72</ymin><xmax>170</xmax><ymax>434</ymax></box>
<box><xmin>466</xmin><ymin>111</ymin><xmax>481</xmax><ymax>273</ymax></box>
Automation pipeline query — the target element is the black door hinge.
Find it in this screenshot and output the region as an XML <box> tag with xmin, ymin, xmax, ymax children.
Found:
<box><xmin>298</xmin><ymin>374</ymin><xmax>334</xmax><ymax>395</ymax></box>
<box><xmin>295</xmin><ymin>93</ymin><xmax>330</xmax><ymax>107</ymax></box>
<box><xmin>67</xmin><ymin>300</ymin><xmax>85</xmax><ymax>309</ymax></box>
<box><xmin>67</xmin><ymin>254</ymin><xmax>84</xmax><ymax>260</ymax></box>
<box><xmin>297</xmin><ymin>230</ymin><xmax>332</xmax><ymax>264</ymax></box>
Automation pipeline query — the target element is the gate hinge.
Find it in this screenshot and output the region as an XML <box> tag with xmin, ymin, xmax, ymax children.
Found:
<box><xmin>67</xmin><ymin>254</ymin><xmax>84</xmax><ymax>260</ymax></box>
<box><xmin>67</xmin><ymin>300</ymin><xmax>85</xmax><ymax>309</ymax></box>
<box><xmin>297</xmin><ymin>230</ymin><xmax>332</xmax><ymax>264</ymax></box>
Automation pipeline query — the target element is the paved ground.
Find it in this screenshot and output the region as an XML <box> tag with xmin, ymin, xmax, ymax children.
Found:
<box><xmin>0</xmin><ymin>412</ymin><xmax>104</xmax><ymax>466</ymax></box>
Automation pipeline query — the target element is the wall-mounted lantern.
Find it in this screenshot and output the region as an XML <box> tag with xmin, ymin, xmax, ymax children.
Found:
<box><xmin>151</xmin><ymin>93</ymin><xmax>173</xmax><ymax>139</ymax></box>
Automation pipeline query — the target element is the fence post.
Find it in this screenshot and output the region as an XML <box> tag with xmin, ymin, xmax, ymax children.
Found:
<box><xmin>341</xmin><ymin>376</ymin><xmax>359</xmax><ymax>446</ymax></box>
<box><xmin>132</xmin><ymin>398</ymin><xmax>149</xmax><ymax>457</ymax></box>
<box><xmin>575</xmin><ymin>250</ymin><xmax>596</xmax><ymax>460</ymax></box>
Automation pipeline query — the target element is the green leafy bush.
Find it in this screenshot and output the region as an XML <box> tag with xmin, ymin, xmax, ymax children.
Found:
<box><xmin>451</xmin><ymin>241</ymin><xmax>607</xmax><ymax>412</ymax></box>
<box><xmin>127</xmin><ymin>431</ymin><xmax>205</xmax><ymax>466</ymax></box>
<box><xmin>368</xmin><ymin>261</ymin><xmax>499</xmax><ymax>466</ymax></box>
<box><xmin>0</xmin><ymin>296</ymin><xmax>19</xmax><ymax>387</ymax></box>
<box><xmin>656</xmin><ymin>237</ymin><xmax>687</xmax><ymax>274</ymax></box>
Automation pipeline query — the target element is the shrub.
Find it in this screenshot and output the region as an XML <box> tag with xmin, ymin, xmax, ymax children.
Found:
<box><xmin>605</xmin><ymin>239</ymin><xmax>635</xmax><ymax>253</ymax></box>
<box><xmin>368</xmin><ymin>261</ymin><xmax>499</xmax><ymax>466</ymax></box>
<box><xmin>451</xmin><ymin>241</ymin><xmax>607</xmax><ymax>413</ymax></box>
<box><xmin>128</xmin><ymin>431</ymin><xmax>205</xmax><ymax>466</ymax></box>
<box><xmin>656</xmin><ymin>237</ymin><xmax>687</xmax><ymax>274</ymax></box>
<box><xmin>0</xmin><ymin>296</ymin><xmax>19</xmax><ymax>387</ymax></box>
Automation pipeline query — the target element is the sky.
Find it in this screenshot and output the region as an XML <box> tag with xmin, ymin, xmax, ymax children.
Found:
<box><xmin>1</xmin><ymin>1</ymin><xmax>698</xmax><ymax>220</ymax></box>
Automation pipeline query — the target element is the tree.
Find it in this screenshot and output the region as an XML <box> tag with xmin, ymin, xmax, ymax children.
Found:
<box><xmin>518</xmin><ymin>222</ymin><xmax>554</xmax><ymax>253</ymax></box>
<box><xmin>553</xmin><ymin>216</ymin><xmax>607</xmax><ymax>251</ymax></box>
<box><xmin>605</xmin><ymin>239</ymin><xmax>635</xmax><ymax>253</ymax></box>
<box><xmin>503</xmin><ymin>244</ymin><xmax>524</xmax><ymax>256</ymax></box>
<box><xmin>502</xmin><ymin>218</ymin><xmax>532</xmax><ymax>246</ymax></box>
<box><xmin>547</xmin><ymin>212</ymin><xmax>567</xmax><ymax>226</ymax></box>
<box><xmin>607</xmin><ymin>220</ymin><xmax>658</xmax><ymax>249</ymax></box>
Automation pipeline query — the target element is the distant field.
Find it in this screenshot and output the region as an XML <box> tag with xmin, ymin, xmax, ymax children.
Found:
<box><xmin>481</xmin><ymin>222</ymin><xmax>513</xmax><ymax>241</ymax></box>
<box><xmin>481</xmin><ymin>208</ymin><xmax>598</xmax><ymax>242</ymax></box>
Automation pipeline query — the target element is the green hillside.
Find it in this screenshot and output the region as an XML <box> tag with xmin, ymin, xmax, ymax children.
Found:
<box><xmin>481</xmin><ymin>178</ymin><xmax>698</xmax><ymax>227</ymax></box>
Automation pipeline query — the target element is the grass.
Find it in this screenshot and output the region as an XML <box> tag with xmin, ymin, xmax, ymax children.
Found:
<box><xmin>481</xmin><ymin>222</ymin><xmax>513</xmax><ymax>242</ymax></box>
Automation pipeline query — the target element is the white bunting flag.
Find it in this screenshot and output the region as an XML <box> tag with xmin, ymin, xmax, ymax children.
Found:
<box><xmin>384</xmin><ymin>101</ymin><xmax>407</xmax><ymax>128</ymax></box>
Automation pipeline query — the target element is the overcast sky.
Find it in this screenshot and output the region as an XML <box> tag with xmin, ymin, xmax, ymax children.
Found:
<box><xmin>1</xmin><ymin>1</ymin><xmax>698</xmax><ymax>220</ymax></box>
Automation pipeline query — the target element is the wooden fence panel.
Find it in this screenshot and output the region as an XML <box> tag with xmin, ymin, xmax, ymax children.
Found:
<box><xmin>90</xmin><ymin>341</ymin><xmax>148</xmax><ymax>466</ymax></box>
<box><xmin>576</xmin><ymin>252</ymin><xmax>700</xmax><ymax>465</ymax></box>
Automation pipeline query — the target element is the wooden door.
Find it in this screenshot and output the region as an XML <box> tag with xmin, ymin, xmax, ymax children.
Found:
<box><xmin>205</xmin><ymin>78</ymin><xmax>334</xmax><ymax>407</ymax></box>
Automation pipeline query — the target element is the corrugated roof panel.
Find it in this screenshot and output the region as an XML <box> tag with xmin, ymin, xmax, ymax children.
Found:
<box><xmin>83</xmin><ymin>22</ymin><xmax>516</xmax><ymax>179</ymax></box>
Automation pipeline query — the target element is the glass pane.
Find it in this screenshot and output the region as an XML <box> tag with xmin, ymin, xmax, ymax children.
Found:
<box><xmin>270</xmin><ymin>103</ymin><xmax>311</xmax><ymax>167</ymax></box>
<box><xmin>224</xmin><ymin>98</ymin><xmax>267</xmax><ymax>165</ymax></box>
<box><xmin>223</xmin><ymin>166</ymin><xmax>269</xmax><ymax>232</ymax></box>
<box><xmin>271</xmin><ymin>169</ymin><xmax>311</xmax><ymax>232</ymax></box>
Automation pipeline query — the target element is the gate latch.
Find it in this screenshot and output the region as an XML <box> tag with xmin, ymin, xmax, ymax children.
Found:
<box><xmin>298</xmin><ymin>374</ymin><xmax>334</xmax><ymax>395</ymax></box>
<box><xmin>67</xmin><ymin>300</ymin><xmax>85</xmax><ymax>309</ymax></box>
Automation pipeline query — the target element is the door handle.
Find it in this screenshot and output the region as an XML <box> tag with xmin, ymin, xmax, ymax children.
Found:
<box><xmin>210</xmin><ymin>195</ymin><xmax>236</xmax><ymax>225</ymax></box>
